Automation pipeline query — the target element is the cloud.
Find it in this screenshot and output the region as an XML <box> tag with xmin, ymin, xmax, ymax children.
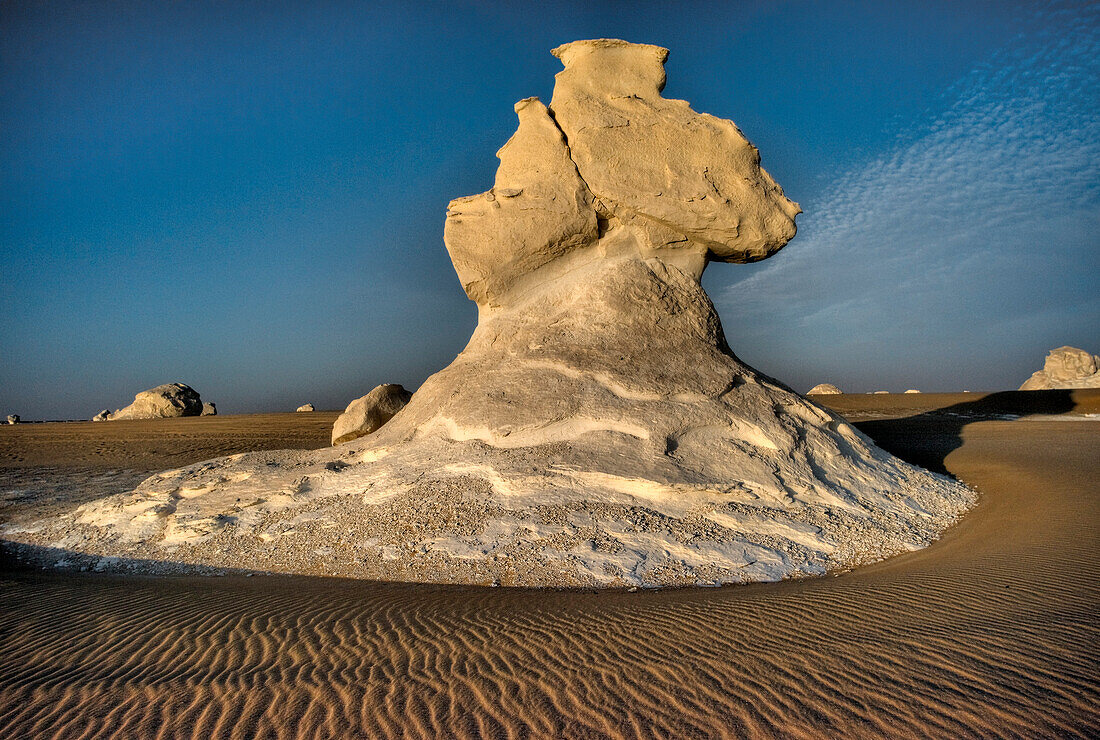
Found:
<box><xmin>717</xmin><ymin>2</ymin><xmax>1100</xmax><ymax>391</ymax></box>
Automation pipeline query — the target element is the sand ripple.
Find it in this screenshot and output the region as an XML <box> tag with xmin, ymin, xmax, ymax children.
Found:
<box><xmin>0</xmin><ymin>414</ymin><xmax>1097</xmax><ymax>738</ymax></box>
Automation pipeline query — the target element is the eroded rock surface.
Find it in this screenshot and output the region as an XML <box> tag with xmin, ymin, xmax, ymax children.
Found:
<box><xmin>3</xmin><ymin>40</ymin><xmax>972</xmax><ymax>588</ymax></box>
<box><xmin>807</xmin><ymin>384</ymin><xmax>842</xmax><ymax>395</ymax></box>
<box><xmin>1019</xmin><ymin>346</ymin><xmax>1100</xmax><ymax>390</ymax></box>
<box><xmin>201</xmin><ymin>403</ymin><xmax>217</xmax><ymax>416</ymax></box>
<box><xmin>108</xmin><ymin>383</ymin><xmax>203</xmax><ymax>421</ymax></box>
<box><xmin>332</xmin><ymin>384</ymin><xmax>412</xmax><ymax>445</ymax></box>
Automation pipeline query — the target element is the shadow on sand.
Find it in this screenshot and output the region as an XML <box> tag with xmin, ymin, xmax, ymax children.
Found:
<box><xmin>852</xmin><ymin>389</ymin><xmax>1080</xmax><ymax>476</ymax></box>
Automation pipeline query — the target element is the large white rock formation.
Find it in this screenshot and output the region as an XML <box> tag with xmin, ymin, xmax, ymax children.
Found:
<box><xmin>807</xmin><ymin>384</ymin><xmax>842</xmax><ymax>395</ymax></box>
<box><xmin>1019</xmin><ymin>346</ymin><xmax>1100</xmax><ymax>390</ymax></box>
<box><xmin>5</xmin><ymin>40</ymin><xmax>972</xmax><ymax>588</ymax></box>
<box><xmin>107</xmin><ymin>383</ymin><xmax>203</xmax><ymax>421</ymax></box>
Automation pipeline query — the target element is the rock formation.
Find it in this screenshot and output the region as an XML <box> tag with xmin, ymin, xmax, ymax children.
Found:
<box><xmin>296</xmin><ymin>404</ymin><xmax>315</xmax><ymax>413</ymax></box>
<box><xmin>6</xmin><ymin>414</ymin><xmax>18</xmax><ymax>425</ymax></box>
<box><xmin>1019</xmin><ymin>346</ymin><xmax>1100</xmax><ymax>390</ymax></box>
<box><xmin>904</xmin><ymin>389</ymin><xmax>921</xmax><ymax>394</ymax></box>
<box><xmin>107</xmin><ymin>383</ymin><xmax>203</xmax><ymax>421</ymax></box>
<box><xmin>332</xmin><ymin>384</ymin><xmax>412</xmax><ymax>445</ymax></box>
<box><xmin>807</xmin><ymin>384</ymin><xmax>842</xmax><ymax>395</ymax></box>
<box><xmin>201</xmin><ymin>402</ymin><xmax>217</xmax><ymax>416</ymax></box>
<box><xmin>92</xmin><ymin>410</ymin><xmax>110</xmax><ymax>422</ymax></box>
<box><xmin>3</xmin><ymin>40</ymin><xmax>973</xmax><ymax>588</ymax></box>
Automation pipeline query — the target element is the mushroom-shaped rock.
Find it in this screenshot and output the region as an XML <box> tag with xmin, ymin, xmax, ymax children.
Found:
<box><xmin>807</xmin><ymin>383</ymin><xmax>842</xmax><ymax>395</ymax></box>
<box><xmin>201</xmin><ymin>402</ymin><xmax>217</xmax><ymax>416</ymax></box>
<box><xmin>6</xmin><ymin>414</ymin><xmax>19</xmax><ymax>425</ymax></box>
<box><xmin>332</xmin><ymin>384</ymin><xmax>413</xmax><ymax>445</ymax></box>
<box><xmin>92</xmin><ymin>410</ymin><xmax>110</xmax><ymax>422</ymax></box>
<box><xmin>108</xmin><ymin>383</ymin><xmax>203</xmax><ymax>421</ymax></box>
<box><xmin>296</xmin><ymin>404</ymin><xmax>315</xmax><ymax>413</ymax></box>
<box><xmin>24</xmin><ymin>40</ymin><xmax>973</xmax><ymax>589</ymax></box>
<box><xmin>1019</xmin><ymin>346</ymin><xmax>1100</xmax><ymax>390</ymax></box>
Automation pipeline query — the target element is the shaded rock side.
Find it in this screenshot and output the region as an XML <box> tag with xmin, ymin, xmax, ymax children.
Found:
<box><xmin>201</xmin><ymin>403</ymin><xmax>217</xmax><ymax>416</ymax></box>
<box><xmin>332</xmin><ymin>384</ymin><xmax>413</xmax><ymax>445</ymax></box>
<box><xmin>4</xmin><ymin>40</ymin><xmax>973</xmax><ymax>589</ymax></box>
<box><xmin>807</xmin><ymin>384</ymin><xmax>842</xmax><ymax>395</ymax></box>
<box><xmin>108</xmin><ymin>383</ymin><xmax>202</xmax><ymax>421</ymax></box>
<box><xmin>1019</xmin><ymin>346</ymin><xmax>1100</xmax><ymax>390</ymax></box>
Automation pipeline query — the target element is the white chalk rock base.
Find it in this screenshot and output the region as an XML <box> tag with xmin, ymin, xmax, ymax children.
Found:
<box><xmin>11</xmin><ymin>258</ymin><xmax>974</xmax><ymax>587</ymax></box>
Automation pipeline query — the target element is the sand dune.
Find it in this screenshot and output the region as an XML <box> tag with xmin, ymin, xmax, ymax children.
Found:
<box><xmin>0</xmin><ymin>393</ymin><xmax>1097</xmax><ymax>737</ymax></box>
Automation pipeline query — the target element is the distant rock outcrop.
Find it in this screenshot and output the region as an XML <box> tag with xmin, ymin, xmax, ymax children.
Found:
<box><xmin>6</xmin><ymin>415</ymin><xmax>18</xmax><ymax>425</ymax></box>
<box><xmin>92</xmin><ymin>410</ymin><xmax>110</xmax><ymax>422</ymax></box>
<box><xmin>904</xmin><ymin>389</ymin><xmax>921</xmax><ymax>394</ymax></box>
<box><xmin>296</xmin><ymin>404</ymin><xmax>315</xmax><ymax>413</ymax></box>
<box><xmin>1019</xmin><ymin>346</ymin><xmax>1100</xmax><ymax>390</ymax></box>
<box><xmin>201</xmin><ymin>403</ymin><xmax>217</xmax><ymax>416</ymax></box>
<box><xmin>14</xmin><ymin>40</ymin><xmax>973</xmax><ymax>588</ymax></box>
<box><xmin>807</xmin><ymin>383</ymin><xmax>842</xmax><ymax>395</ymax></box>
<box><xmin>107</xmin><ymin>383</ymin><xmax>203</xmax><ymax>421</ymax></box>
<box><xmin>332</xmin><ymin>384</ymin><xmax>412</xmax><ymax>445</ymax></box>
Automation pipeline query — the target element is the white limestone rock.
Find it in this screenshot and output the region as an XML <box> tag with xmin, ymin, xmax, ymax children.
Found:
<box><xmin>1019</xmin><ymin>346</ymin><xmax>1100</xmax><ymax>390</ymax></box>
<box><xmin>296</xmin><ymin>404</ymin><xmax>315</xmax><ymax>413</ymax></box>
<box><xmin>92</xmin><ymin>410</ymin><xmax>110</xmax><ymax>422</ymax></box>
<box><xmin>332</xmin><ymin>384</ymin><xmax>412</xmax><ymax>445</ymax></box>
<box><xmin>904</xmin><ymin>389</ymin><xmax>921</xmax><ymax>394</ymax></box>
<box><xmin>6</xmin><ymin>40</ymin><xmax>973</xmax><ymax>588</ymax></box>
<box><xmin>807</xmin><ymin>384</ymin><xmax>842</xmax><ymax>395</ymax></box>
<box><xmin>108</xmin><ymin>383</ymin><xmax>202</xmax><ymax>421</ymax></box>
<box><xmin>201</xmin><ymin>403</ymin><xmax>217</xmax><ymax>416</ymax></box>
<box><xmin>6</xmin><ymin>415</ymin><xmax>18</xmax><ymax>425</ymax></box>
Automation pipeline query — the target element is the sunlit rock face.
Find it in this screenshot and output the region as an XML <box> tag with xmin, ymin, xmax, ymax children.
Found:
<box><xmin>10</xmin><ymin>40</ymin><xmax>973</xmax><ymax>588</ymax></box>
<box><xmin>1019</xmin><ymin>346</ymin><xmax>1100</xmax><ymax>390</ymax></box>
<box><xmin>108</xmin><ymin>383</ymin><xmax>202</xmax><ymax>421</ymax></box>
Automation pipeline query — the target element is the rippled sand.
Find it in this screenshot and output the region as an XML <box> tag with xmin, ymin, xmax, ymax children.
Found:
<box><xmin>1</xmin><ymin>392</ymin><xmax>1097</xmax><ymax>738</ymax></box>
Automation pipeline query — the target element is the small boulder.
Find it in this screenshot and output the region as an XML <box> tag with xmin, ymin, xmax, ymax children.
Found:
<box><xmin>109</xmin><ymin>383</ymin><xmax>203</xmax><ymax>420</ymax></box>
<box><xmin>6</xmin><ymin>414</ymin><xmax>19</xmax><ymax>425</ymax></box>
<box><xmin>332</xmin><ymin>384</ymin><xmax>413</xmax><ymax>445</ymax></box>
<box><xmin>806</xmin><ymin>383</ymin><xmax>842</xmax><ymax>395</ymax></box>
<box><xmin>201</xmin><ymin>402</ymin><xmax>217</xmax><ymax>416</ymax></box>
<box><xmin>904</xmin><ymin>389</ymin><xmax>921</xmax><ymax>394</ymax></box>
<box><xmin>92</xmin><ymin>410</ymin><xmax>111</xmax><ymax>422</ymax></box>
<box><xmin>296</xmin><ymin>403</ymin><xmax>315</xmax><ymax>412</ymax></box>
<box><xmin>1019</xmin><ymin>346</ymin><xmax>1100</xmax><ymax>390</ymax></box>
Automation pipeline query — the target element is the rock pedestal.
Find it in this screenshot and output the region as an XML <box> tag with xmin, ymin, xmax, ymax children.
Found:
<box><xmin>10</xmin><ymin>40</ymin><xmax>973</xmax><ymax>588</ymax></box>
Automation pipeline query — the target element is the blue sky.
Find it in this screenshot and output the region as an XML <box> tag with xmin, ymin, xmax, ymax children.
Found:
<box><xmin>2</xmin><ymin>1</ymin><xmax>1096</xmax><ymax>418</ymax></box>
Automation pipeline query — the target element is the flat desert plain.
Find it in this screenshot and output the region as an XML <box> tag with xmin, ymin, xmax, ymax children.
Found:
<box><xmin>1</xmin><ymin>391</ymin><xmax>1097</xmax><ymax>738</ymax></box>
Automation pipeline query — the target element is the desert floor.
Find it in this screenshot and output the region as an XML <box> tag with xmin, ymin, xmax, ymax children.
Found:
<box><xmin>1</xmin><ymin>391</ymin><xmax>1097</xmax><ymax>738</ymax></box>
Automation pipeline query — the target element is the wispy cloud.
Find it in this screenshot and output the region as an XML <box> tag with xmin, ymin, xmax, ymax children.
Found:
<box><xmin>718</xmin><ymin>2</ymin><xmax>1100</xmax><ymax>391</ymax></box>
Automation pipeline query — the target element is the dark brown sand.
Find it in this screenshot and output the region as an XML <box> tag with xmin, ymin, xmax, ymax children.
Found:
<box><xmin>1</xmin><ymin>392</ymin><xmax>1097</xmax><ymax>738</ymax></box>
